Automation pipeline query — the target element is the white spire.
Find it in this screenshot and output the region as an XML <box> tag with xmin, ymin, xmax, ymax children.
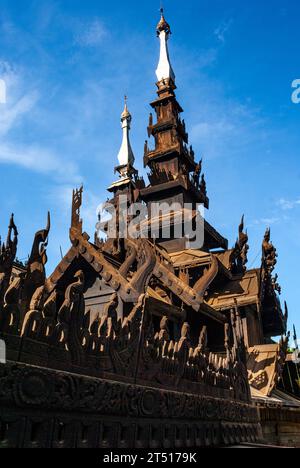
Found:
<box><xmin>117</xmin><ymin>97</ymin><xmax>135</xmax><ymax>172</ymax></box>
<box><xmin>156</xmin><ymin>9</ymin><xmax>175</xmax><ymax>83</ymax></box>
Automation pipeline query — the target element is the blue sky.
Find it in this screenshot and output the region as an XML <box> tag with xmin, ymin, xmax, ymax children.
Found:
<box><xmin>0</xmin><ymin>0</ymin><xmax>299</xmax><ymax>335</ymax></box>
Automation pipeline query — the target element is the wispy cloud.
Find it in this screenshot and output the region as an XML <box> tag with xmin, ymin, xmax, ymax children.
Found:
<box><xmin>0</xmin><ymin>91</ymin><xmax>38</xmax><ymax>136</ymax></box>
<box><xmin>74</xmin><ymin>19</ymin><xmax>107</xmax><ymax>47</ymax></box>
<box><xmin>277</xmin><ymin>198</ymin><xmax>300</xmax><ymax>210</ymax></box>
<box><xmin>0</xmin><ymin>142</ymin><xmax>81</xmax><ymax>182</ymax></box>
<box><xmin>0</xmin><ymin>62</ymin><xmax>82</xmax><ymax>183</ymax></box>
<box><xmin>214</xmin><ymin>19</ymin><xmax>233</xmax><ymax>44</ymax></box>
<box><xmin>251</xmin><ymin>217</ymin><xmax>281</xmax><ymax>227</ymax></box>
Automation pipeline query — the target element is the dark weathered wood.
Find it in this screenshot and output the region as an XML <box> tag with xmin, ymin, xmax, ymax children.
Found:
<box><xmin>0</xmin><ymin>9</ymin><xmax>295</xmax><ymax>449</ymax></box>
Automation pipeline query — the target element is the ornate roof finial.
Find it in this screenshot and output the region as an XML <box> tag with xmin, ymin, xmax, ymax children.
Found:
<box><xmin>117</xmin><ymin>97</ymin><xmax>135</xmax><ymax>175</ymax></box>
<box><xmin>262</xmin><ymin>227</ymin><xmax>277</xmax><ymax>274</ymax></box>
<box><xmin>156</xmin><ymin>8</ymin><xmax>175</xmax><ymax>84</ymax></box>
<box><xmin>6</xmin><ymin>213</ymin><xmax>18</xmax><ymax>248</ymax></box>
<box><xmin>121</xmin><ymin>95</ymin><xmax>130</xmax><ymax>120</ymax></box>
<box><xmin>157</xmin><ymin>7</ymin><xmax>171</xmax><ymax>35</ymax></box>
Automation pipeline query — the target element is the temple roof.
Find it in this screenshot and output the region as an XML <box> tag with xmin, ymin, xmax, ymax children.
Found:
<box><xmin>107</xmin><ymin>176</ymin><xmax>135</xmax><ymax>192</ymax></box>
<box><xmin>169</xmin><ymin>249</ymin><xmax>211</xmax><ymax>268</ymax></box>
<box><xmin>206</xmin><ymin>269</ymin><xmax>260</xmax><ymax>310</ymax></box>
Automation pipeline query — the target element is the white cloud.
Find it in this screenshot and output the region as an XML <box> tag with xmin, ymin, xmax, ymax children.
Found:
<box><xmin>260</xmin><ymin>217</ymin><xmax>281</xmax><ymax>225</ymax></box>
<box><xmin>250</xmin><ymin>217</ymin><xmax>280</xmax><ymax>227</ymax></box>
<box><xmin>0</xmin><ymin>91</ymin><xmax>38</xmax><ymax>136</ymax></box>
<box><xmin>0</xmin><ymin>142</ymin><xmax>81</xmax><ymax>183</ymax></box>
<box><xmin>277</xmin><ymin>198</ymin><xmax>300</xmax><ymax>211</ymax></box>
<box><xmin>0</xmin><ymin>63</ymin><xmax>39</xmax><ymax>136</ymax></box>
<box><xmin>0</xmin><ymin>62</ymin><xmax>83</xmax><ymax>183</ymax></box>
<box><xmin>74</xmin><ymin>19</ymin><xmax>107</xmax><ymax>47</ymax></box>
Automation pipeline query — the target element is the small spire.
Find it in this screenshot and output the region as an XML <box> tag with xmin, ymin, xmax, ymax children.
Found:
<box><xmin>156</xmin><ymin>8</ymin><xmax>175</xmax><ymax>83</ymax></box>
<box><xmin>117</xmin><ymin>97</ymin><xmax>135</xmax><ymax>174</ymax></box>
<box><xmin>157</xmin><ymin>8</ymin><xmax>171</xmax><ymax>34</ymax></box>
<box><xmin>121</xmin><ymin>95</ymin><xmax>130</xmax><ymax>120</ymax></box>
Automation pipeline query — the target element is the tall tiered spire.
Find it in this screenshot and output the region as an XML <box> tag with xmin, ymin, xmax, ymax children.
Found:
<box><xmin>138</xmin><ymin>8</ymin><xmax>216</xmax><ymax>252</ymax></box>
<box><xmin>107</xmin><ymin>97</ymin><xmax>144</xmax><ymax>196</ymax></box>
<box><xmin>142</xmin><ymin>9</ymin><xmax>209</xmax><ymax>209</ymax></box>
<box><xmin>117</xmin><ymin>97</ymin><xmax>135</xmax><ymax>178</ymax></box>
<box><xmin>156</xmin><ymin>8</ymin><xmax>175</xmax><ymax>84</ymax></box>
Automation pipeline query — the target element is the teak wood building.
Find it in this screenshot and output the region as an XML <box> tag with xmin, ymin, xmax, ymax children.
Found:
<box><xmin>0</xmin><ymin>10</ymin><xmax>299</xmax><ymax>448</ymax></box>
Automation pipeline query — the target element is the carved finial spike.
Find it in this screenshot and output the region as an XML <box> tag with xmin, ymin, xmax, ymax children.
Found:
<box><xmin>293</xmin><ymin>324</ymin><xmax>298</xmax><ymax>345</ymax></box>
<box><xmin>6</xmin><ymin>213</ymin><xmax>18</xmax><ymax>246</ymax></box>
<box><xmin>46</xmin><ymin>211</ymin><xmax>51</xmax><ymax>234</ymax></box>
<box><xmin>265</xmin><ymin>227</ymin><xmax>271</xmax><ymax>241</ymax></box>
<box><xmin>240</xmin><ymin>215</ymin><xmax>245</xmax><ymax>232</ymax></box>
<box><xmin>284</xmin><ymin>301</ymin><xmax>288</xmax><ymax>320</ymax></box>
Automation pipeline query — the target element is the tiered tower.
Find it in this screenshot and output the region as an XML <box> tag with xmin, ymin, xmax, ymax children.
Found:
<box><xmin>103</xmin><ymin>99</ymin><xmax>145</xmax><ymax>256</ymax></box>
<box><xmin>140</xmin><ymin>9</ymin><xmax>227</xmax><ymax>252</ymax></box>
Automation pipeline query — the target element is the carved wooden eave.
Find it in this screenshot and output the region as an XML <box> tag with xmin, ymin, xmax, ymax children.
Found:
<box><xmin>149</xmin><ymin>117</ymin><xmax>188</xmax><ymax>143</ymax></box>
<box><xmin>170</xmin><ymin>250</ymin><xmax>232</xmax><ymax>282</ymax></box>
<box><xmin>150</xmin><ymin>93</ymin><xmax>183</xmax><ymax>112</ymax></box>
<box><xmin>143</xmin><ymin>153</ymin><xmax>198</xmax><ymax>182</ymax></box>
<box><xmin>46</xmin><ymin>233</ymin><xmax>140</xmax><ymax>303</ymax></box>
<box><xmin>107</xmin><ymin>177</ymin><xmax>136</xmax><ymax>193</ymax></box>
<box><xmin>206</xmin><ymin>269</ymin><xmax>261</xmax><ymax>311</ymax></box>
<box><xmin>140</xmin><ymin>179</ymin><xmax>209</xmax><ymax>208</ymax></box>
<box><xmin>215</xmin><ymin>249</ymin><xmax>234</xmax><ymax>271</ymax></box>
<box><xmin>45</xmin><ymin>246</ymin><xmax>79</xmax><ymax>294</ymax></box>
<box><xmin>153</xmin><ymin>258</ymin><xmax>201</xmax><ymax>312</ymax></box>
<box><xmin>205</xmin><ymin>220</ymin><xmax>228</xmax><ymax>250</ymax></box>
<box><xmin>215</xmin><ymin>256</ymin><xmax>234</xmax><ymax>280</ymax></box>
<box><xmin>169</xmin><ymin>249</ymin><xmax>212</xmax><ymax>269</ymax></box>
<box><xmin>154</xmin><ymin>257</ymin><xmax>225</xmax><ymax>323</ymax></box>
<box><xmin>69</xmin><ymin>227</ymin><xmax>142</xmax><ymax>303</ymax></box>
<box><xmin>144</xmin><ymin>145</ymin><xmax>196</xmax><ymax>172</ymax></box>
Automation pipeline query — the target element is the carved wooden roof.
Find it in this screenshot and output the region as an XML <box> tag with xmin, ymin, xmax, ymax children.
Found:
<box><xmin>169</xmin><ymin>249</ymin><xmax>211</xmax><ymax>268</ymax></box>
<box><xmin>206</xmin><ymin>269</ymin><xmax>261</xmax><ymax>310</ymax></box>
